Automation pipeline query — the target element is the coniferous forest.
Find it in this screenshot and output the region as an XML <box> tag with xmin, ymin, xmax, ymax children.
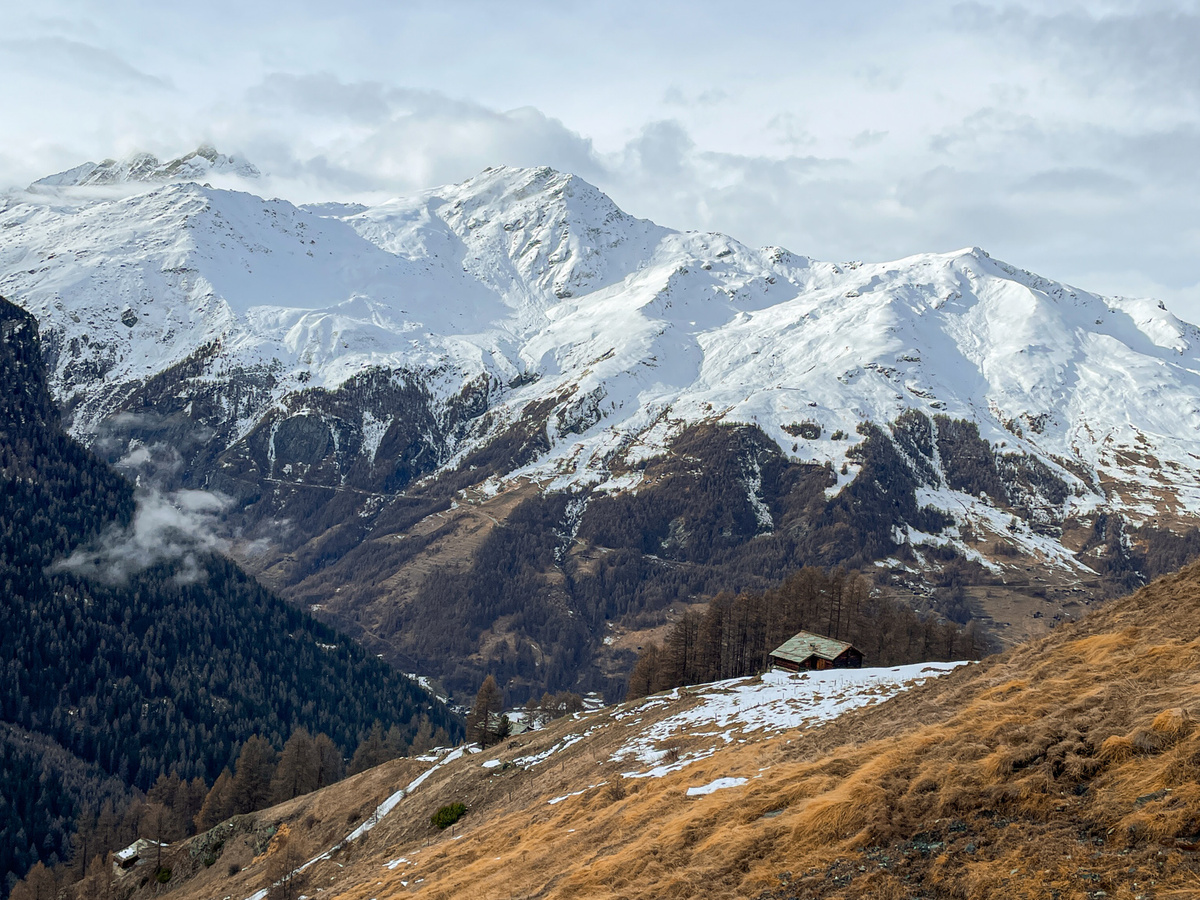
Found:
<box><xmin>625</xmin><ymin>567</ymin><xmax>982</xmax><ymax>699</ymax></box>
<box><xmin>0</xmin><ymin>298</ymin><xmax>460</xmax><ymax>896</ymax></box>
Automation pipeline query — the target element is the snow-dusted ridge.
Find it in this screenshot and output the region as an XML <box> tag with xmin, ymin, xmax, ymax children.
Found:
<box><xmin>3</xmin><ymin>161</ymin><xmax>1200</xmax><ymax>567</ymax></box>
<box><xmin>32</xmin><ymin>145</ymin><xmax>260</xmax><ymax>188</ymax></box>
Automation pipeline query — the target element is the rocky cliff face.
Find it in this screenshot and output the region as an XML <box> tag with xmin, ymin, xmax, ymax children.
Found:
<box><xmin>4</xmin><ymin>159</ymin><xmax>1200</xmax><ymax>699</ymax></box>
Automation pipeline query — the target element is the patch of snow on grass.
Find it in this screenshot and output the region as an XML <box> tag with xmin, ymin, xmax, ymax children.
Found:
<box><xmin>612</xmin><ymin>662</ymin><xmax>964</xmax><ymax>777</ymax></box>
<box><xmin>623</xmin><ymin>751</ymin><xmax>717</xmax><ymax>780</ymax></box>
<box><xmin>548</xmin><ymin>782</ymin><xmax>607</xmax><ymax>805</ymax></box>
<box><xmin>514</xmin><ymin>726</ymin><xmax>600</xmax><ymax>767</ymax></box>
<box><xmin>687</xmin><ymin>777</ymin><xmax>748</xmax><ymax>796</ymax></box>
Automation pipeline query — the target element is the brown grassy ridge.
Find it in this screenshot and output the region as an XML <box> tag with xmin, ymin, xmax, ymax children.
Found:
<box><xmin>126</xmin><ymin>560</ymin><xmax>1200</xmax><ymax>900</ymax></box>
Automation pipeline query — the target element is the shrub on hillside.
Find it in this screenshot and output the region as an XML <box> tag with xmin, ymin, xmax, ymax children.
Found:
<box><xmin>431</xmin><ymin>802</ymin><xmax>466</xmax><ymax>830</ymax></box>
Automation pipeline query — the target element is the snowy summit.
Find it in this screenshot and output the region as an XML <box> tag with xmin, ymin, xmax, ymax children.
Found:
<box><xmin>31</xmin><ymin>145</ymin><xmax>260</xmax><ymax>188</ymax></box>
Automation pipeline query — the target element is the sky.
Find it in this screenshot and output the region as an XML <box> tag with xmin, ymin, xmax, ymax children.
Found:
<box><xmin>3</xmin><ymin>0</ymin><xmax>1200</xmax><ymax>319</ymax></box>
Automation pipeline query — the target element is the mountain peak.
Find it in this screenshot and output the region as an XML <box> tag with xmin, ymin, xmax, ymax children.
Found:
<box><xmin>434</xmin><ymin>164</ymin><xmax>670</xmax><ymax>302</ymax></box>
<box><xmin>32</xmin><ymin>145</ymin><xmax>260</xmax><ymax>188</ymax></box>
<box><xmin>438</xmin><ymin>165</ymin><xmax>622</xmax><ymax>232</ymax></box>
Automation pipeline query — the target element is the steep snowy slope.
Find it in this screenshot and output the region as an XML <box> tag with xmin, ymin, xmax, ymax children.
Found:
<box><xmin>8</xmin><ymin>164</ymin><xmax>1197</xmax><ymax>497</ymax></box>
<box><xmin>3</xmin><ymin>158</ymin><xmax>1200</xmax><ymax>694</ymax></box>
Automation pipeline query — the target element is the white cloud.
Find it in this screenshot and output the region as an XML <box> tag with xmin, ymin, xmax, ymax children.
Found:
<box><xmin>0</xmin><ymin>36</ymin><xmax>171</xmax><ymax>88</ymax></box>
<box><xmin>230</xmin><ymin>76</ymin><xmax>604</xmax><ymax>200</ymax></box>
<box><xmin>51</xmin><ymin>489</ymin><xmax>232</xmax><ymax>585</ymax></box>
<box><xmin>3</xmin><ymin>0</ymin><xmax>1200</xmax><ymax>319</ymax></box>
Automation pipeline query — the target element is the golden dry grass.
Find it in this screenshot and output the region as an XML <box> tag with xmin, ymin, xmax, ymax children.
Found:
<box><xmin>112</xmin><ymin>561</ymin><xmax>1200</xmax><ymax>900</ymax></box>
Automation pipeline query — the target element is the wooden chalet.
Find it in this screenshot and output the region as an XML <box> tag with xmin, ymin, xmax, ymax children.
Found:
<box><xmin>769</xmin><ymin>631</ymin><xmax>863</xmax><ymax>672</ymax></box>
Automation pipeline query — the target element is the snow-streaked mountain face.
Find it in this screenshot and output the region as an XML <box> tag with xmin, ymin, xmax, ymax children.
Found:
<box><xmin>5</xmin><ymin>163</ymin><xmax>1197</xmax><ymax>504</ymax></box>
<box><xmin>3</xmin><ymin>160</ymin><xmax>1200</xmax><ymax>690</ymax></box>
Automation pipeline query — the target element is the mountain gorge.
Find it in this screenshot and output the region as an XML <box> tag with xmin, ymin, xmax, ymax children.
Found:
<box><xmin>4</xmin><ymin>154</ymin><xmax>1200</xmax><ymax>702</ymax></box>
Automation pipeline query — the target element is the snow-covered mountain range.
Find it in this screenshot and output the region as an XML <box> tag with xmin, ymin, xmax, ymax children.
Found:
<box><xmin>5</xmin><ymin>154</ymin><xmax>1198</xmax><ymax>511</ymax></box>
<box><xmin>4</xmin><ymin>149</ymin><xmax>1200</xmax><ymax>692</ymax></box>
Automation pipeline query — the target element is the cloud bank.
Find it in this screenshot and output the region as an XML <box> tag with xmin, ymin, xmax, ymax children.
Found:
<box><xmin>4</xmin><ymin>1</ymin><xmax>1200</xmax><ymax>319</ymax></box>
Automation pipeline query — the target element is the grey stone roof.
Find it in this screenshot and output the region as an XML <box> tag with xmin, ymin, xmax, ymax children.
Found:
<box><xmin>769</xmin><ymin>631</ymin><xmax>856</xmax><ymax>665</ymax></box>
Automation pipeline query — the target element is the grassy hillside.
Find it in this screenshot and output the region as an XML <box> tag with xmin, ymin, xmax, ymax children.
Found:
<box><xmin>100</xmin><ymin>557</ymin><xmax>1200</xmax><ymax>900</ymax></box>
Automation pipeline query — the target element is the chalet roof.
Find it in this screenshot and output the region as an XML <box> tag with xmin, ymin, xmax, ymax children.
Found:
<box><xmin>114</xmin><ymin>843</ymin><xmax>141</xmax><ymax>864</ymax></box>
<box><xmin>114</xmin><ymin>838</ymin><xmax>166</xmax><ymax>864</ymax></box>
<box><xmin>769</xmin><ymin>631</ymin><xmax>856</xmax><ymax>665</ymax></box>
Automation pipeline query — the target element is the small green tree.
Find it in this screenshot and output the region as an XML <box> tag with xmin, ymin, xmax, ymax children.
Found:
<box><xmin>431</xmin><ymin>802</ymin><xmax>466</xmax><ymax>829</ymax></box>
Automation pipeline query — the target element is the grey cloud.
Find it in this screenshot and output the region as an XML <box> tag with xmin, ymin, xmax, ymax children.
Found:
<box><xmin>606</xmin><ymin>126</ymin><xmax>862</xmax><ymax>252</ymax></box>
<box><xmin>248</xmin><ymin>72</ymin><xmax>395</xmax><ymax>123</ymax></box>
<box><xmin>854</xmin><ymin>63</ymin><xmax>904</xmax><ymax>91</ymax></box>
<box><xmin>927</xmin><ymin>107</ymin><xmax>1200</xmax><ymax>199</ymax></box>
<box><xmin>767</xmin><ymin>113</ymin><xmax>816</xmax><ymax>150</ymax></box>
<box><xmin>695</xmin><ymin>89</ymin><xmax>730</xmax><ymax>107</ymax></box>
<box><xmin>0</xmin><ymin>37</ymin><xmax>170</xmax><ymax>89</ymax></box>
<box><xmin>241</xmin><ymin>136</ymin><xmax>385</xmax><ymax>193</ymax></box>
<box><xmin>291</xmin><ymin>154</ymin><xmax>385</xmax><ymax>193</ymax></box>
<box><xmin>246</xmin><ymin>74</ymin><xmax>506</xmax><ymax>127</ymax></box>
<box><xmin>1108</xmin><ymin>126</ymin><xmax>1200</xmax><ymax>186</ymax></box>
<box><xmin>661</xmin><ymin>86</ymin><xmax>728</xmax><ymax>107</ymax></box>
<box><xmin>685</xmin><ymin>155</ymin><xmax>910</xmax><ymax>260</ymax></box>
<box><xmin>662</xmin><ymin>86</ymin><xmax>688</xmax><ymax>106</ymax></box>
<box><xmin>1013</xmin><ymin>167</ymin><xmax>1136</xmax><ymax>197</ymax></box>
<box><xmin>622</xmin><ymin>120</ymin><xmax>695</xmax><ymax>177</ymax></box>
<box><xmin>22</xmin><ymin>15</ymin><xmax>102</xmax><ymax>42</ymax></box>
<box><xmin>928</xmin><ymin>107</ymin><xmax>1044</xmax><ymax>158</ymax></box>
<box><xmin>954</xmin><ymin>3</ymin><xmax>1200</xmax><ymax>102</ymax></box>
<box><xmin>851</xmin><ymin>129</ymin><xmax>889</xmax><ymax>149</ymax></box>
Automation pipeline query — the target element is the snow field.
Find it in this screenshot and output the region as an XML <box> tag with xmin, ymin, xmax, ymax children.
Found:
<box><xmin>611</xmin><ymin>663</ymin><xmax>966</xmax><ymax>777</ymax></box>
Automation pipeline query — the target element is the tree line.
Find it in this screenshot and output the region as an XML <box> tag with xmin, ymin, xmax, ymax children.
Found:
<box><xmin>626</xmin><ymin>567</ymin><xmax>982</xmax><ymax>699</ymax></box>
<box><xmin>0</xmin><ymin>297</ymin><xmax>461</xmax><ymax>897</ymax></box>
<box><xmin>465</xmin><ymin>675</ymin><xmax>584</xmax><ymax>748</ymax></box>
<box><xmin>8</xmin><ymin>715</ymin><xmax>452</xmax><ymax>900</ymax></box>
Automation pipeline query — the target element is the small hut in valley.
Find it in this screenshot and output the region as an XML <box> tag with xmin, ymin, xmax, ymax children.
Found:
<box><xmin>769</xmin><ymin>631</ymin><xmax>863</xmax><ymax>671</ymax></box>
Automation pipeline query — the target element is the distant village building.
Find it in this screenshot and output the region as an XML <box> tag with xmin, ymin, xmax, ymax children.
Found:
<box><xmin>769</xmin><ymin>631</ymin><xmax>864</xmax><ymax>671</ymax></box>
